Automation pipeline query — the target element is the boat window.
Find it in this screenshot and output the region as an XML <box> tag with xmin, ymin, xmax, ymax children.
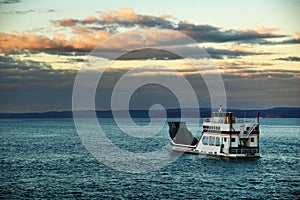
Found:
<box><xmin>216</xmin><ymin>137</ymin><xmax>220</xmax><ymax>146</ymax></box>
<box><xmin>209</xmin><ymin>136</ymin><xmax>215</xmax><ymax>146</ymax></box>
<box><xmin>231</xmin><ymin>138</ymin><xmax>236</xmax><ymax>142</ymax></box>
<box><xmin>224</xmin><ymin>138</ymin><xmax>227</xmax><ymax>142</ymax></box>
<box><xmin>202</xmin><ymin>136</ymin><xmax>208</xmax><ymax>145</ymax></box>
<box><xmin>251</xmin><ymin>137</ymin><xmax>255</xmax><ymax>142</ymax></box>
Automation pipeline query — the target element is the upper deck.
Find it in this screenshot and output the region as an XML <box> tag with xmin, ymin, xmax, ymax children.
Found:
<box><xmin>209</xmin><ymin>111</ymin><xmax>236</xmax><ymax>124</ymax></box>
<box><xmin>204</xmin><ymin>106</ymin><xmax>236</xmax><ymax>125</ymax></box>
<box><xmin>203</xmin><ymin>106</ymin><xmax>260</xmax><ymax>136</ymax></box>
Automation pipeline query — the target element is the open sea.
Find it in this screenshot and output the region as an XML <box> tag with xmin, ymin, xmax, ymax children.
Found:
<box><xmin>0</xmin><ymin>118</ymin><xmax>299</xmax><ymax>199</ymax></box>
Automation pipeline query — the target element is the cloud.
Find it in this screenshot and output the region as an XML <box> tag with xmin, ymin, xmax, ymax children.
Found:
<box><xmin>114</xmin><ymin>45</ymin><xmax>272</xmax><ymax>60</ymax></box>
<box><xmin>231</xmin><ymin>44</ymin><xmax>272</xmax><ymax>55</ymax></box>
<box><xmin>1</xmin><ymin>53</ymin><xmax>299</xmax><ymax>112</ymax></box>
<box><xmin>82</xmin><ymin>15</ymin><xmax>97</xmax><ymax>23</ymax></box>
<box><xmin>0</xmin><ymin>0</ymin><xmax>20</xmax><ymax>4</ymax></box>
<box><xmin>0</xmin><ymin>54</ymin><xmax>13</xmax><ymax>62</ymax></box>
<box><xmin>98</xmin><ymin>66</ymin><xmax>300</xmax><ymax>109</ymax></box>
<box><xmin>51</xmin><ymin>8</ymin><xmax>286</xmax><ymax>44</ymax></box>
<box><xmin>0</xmin><ymin>55</ymin><xmax>76</xmax><ymax>90</ymax></box>
<box><xmin>0</xmin><ymin>8</ymin><xmax>297</xmax><ymax>61</ymax></box>
<box><xmin>0</xmin><ymin>60</ymin><xmax>76</xmax><ymax>111</ymax></box>
<box><xmin>240</xmin><ymin>22</ymin><xmax>281</xmax><ymax>35</ymax></box>
<box><xmin>46</xmin><ymin>9</ymin><xmax>56</xmax><ymax>13</ymax></box>
<box><xmin>274</xmin><ymin>56</ymin><xmax>300</xmax><ymax>62</ymax></box>
<box><xmin>99</xmin><ymin>8</ymin><xmax>174</xmax><ymax>29</ymax></box>
<box><xmin>99</xmin><ymin>9</ymin><xmax>286</xmax><ymax>43</ymax></box>
<box><xmin>52</xmin><ymin>8</ymin><xmax>174</xmax><ymax>32</ymax></box>
<box><xmin>52</xmin><ymin>18</ymin><xmax>77</xmax><ymax>27</ymax></box>
<box><xmin>1</xmin><ymin>9</ymin><xmax>35</xmax><ymax>15</ymax></box>
<box><xmin>0</xmin><ymin>30</ymin><xmax>112</xmax><ymax>53</ymax></box>
<box><xmin>250</xmin><ymin>32</ymin><xmax>300</xmax><ymax>45</ymax></box>
<box><xmin>223</xmin><ymin>68</ymin><xmax>300</xmax><ymax>78</ymax></box>
<box><xmin>0</xmin><ymin>28</ymin><xmax>187</xmax><ymax>56</ymax></box>
<box><xmin>277</xmin><ymin>32</ymin><xmax>300</xmax><ymax>44</ymax></box>
<box><xmin>216</xmin><ymin>60</ymin><xmax>273</xmax><ymax>70</ymax></box>
<box><xmin>1</xmin><ymin>8</ymin><xmax>58</xmax><ymax>15</ymax></box>
<box><xmin>0</xmin><ymin>29</ymin><xmax>273</xmax><ymax>60</ymax></box>
<box><xmin>1</xmin><ymin>8</ymin><xmax>299</xmax><ymax>112</ymax></box>
<box><xmin>176</xmin><ymin>21</ymin><xmax>285</xmax><ymax>43</ymax></box>
<box><xmin>205</xmin><ymin>46</ymin><xmax>271</xmax><ymax>59</ymax></box>
<box><xmin>117</xmin><ymin>48</ymin><xmax>181</xmax><ymax>60</ymax></box>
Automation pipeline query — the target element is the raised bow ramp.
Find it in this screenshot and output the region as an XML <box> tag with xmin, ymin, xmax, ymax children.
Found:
<box><xmin>168</xmin><ymin>122</ymin><xmax>198</xmax><ymax>146</ymax></box>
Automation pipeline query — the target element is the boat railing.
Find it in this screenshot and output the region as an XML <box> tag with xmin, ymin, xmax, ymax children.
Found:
<box><xmin>229</xmin><ymin>148</ymin><xmax>259</xmax><ymax>154</ymax></box>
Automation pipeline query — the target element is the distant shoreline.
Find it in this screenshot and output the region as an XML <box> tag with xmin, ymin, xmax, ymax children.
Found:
<box><xmin>0</xmin><ymin>107</ymin><xmax>299</xmax><ymax>118</ymax></box>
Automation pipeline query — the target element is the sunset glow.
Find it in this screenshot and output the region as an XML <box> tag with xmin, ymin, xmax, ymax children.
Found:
<box><xmin>0</xmin><ymin>0</ymin><xmax>299</xmax><ymax>112</ymax></box>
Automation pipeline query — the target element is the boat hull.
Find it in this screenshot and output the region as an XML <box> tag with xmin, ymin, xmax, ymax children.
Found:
<box><xmin>171</xmin><ymin>142</ymin><xmax>260</xmax><ymax>158</ymax></box>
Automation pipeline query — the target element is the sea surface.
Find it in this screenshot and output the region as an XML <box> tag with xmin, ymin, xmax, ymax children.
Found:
<box><xmin>0</xmin><ymin>118</ymin><xmax>299</xmax><ymax>199</ymax></box>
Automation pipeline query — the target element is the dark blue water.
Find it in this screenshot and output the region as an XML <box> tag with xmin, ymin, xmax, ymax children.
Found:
<box><xmin>0</xmin><ymin>118</ymin><xmax>299</xmax><ymax>199</ymax></box>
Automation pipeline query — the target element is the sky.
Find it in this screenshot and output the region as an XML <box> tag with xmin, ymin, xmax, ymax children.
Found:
<box><xmin>0</xmin><ymin>0</ymin><xmax>299</xmax><ymax>112</ymax></box>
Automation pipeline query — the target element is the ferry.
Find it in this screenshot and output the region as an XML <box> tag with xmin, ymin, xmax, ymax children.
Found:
<box><xmin>168</xmin><ymin>106</ymin><xmax>260</xmax><ymax>158</ymax></box>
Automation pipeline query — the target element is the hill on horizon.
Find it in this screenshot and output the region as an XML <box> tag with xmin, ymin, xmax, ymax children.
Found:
<box><xmin>0</xmin><ymin>107</ymin><xmax>299</xmax><ymax>118</ymax></box>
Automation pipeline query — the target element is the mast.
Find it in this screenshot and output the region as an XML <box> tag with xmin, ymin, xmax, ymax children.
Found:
<box><xmin>218</xmin><ymin>104</ymin><xmax>222</xmax><ymax>112</ymax></box>
<box><xmin>257</xmin><ymin>112</ymin><xmax>260</xmax><ymax>152</ymax></box>
<box><xmin>229</xmin><ymin>112</ymin><xmax>232</xmax><ymax>152</ymax></box>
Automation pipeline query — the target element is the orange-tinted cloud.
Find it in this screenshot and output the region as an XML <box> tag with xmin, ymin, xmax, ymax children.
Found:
<box><xmin>0</xmin><ymin>31</ymin><xmax>55</xmax><ymax>52</ymax></box>
<box><xmin>241</xmin><ymin>22</ymin><xmax>281</xmax><ymax>35</ymax></box>
<box><xmin>52</xmin><ymin>18</ymin><xmax>76</xmax><ymax>27</ymax></box>
<box><xmin>100</xmin><ymin>8</ymin><xmax>172</xmax><ymax>23</ymax></box>
<box><xmin>231</xmin><ymin>45</ymin><xmax>272</xmax><ymax>55</ymax></box>
<box><xmin>82</xmin><ymin>15</ymin><xmax>97</xmax><ymax>23</ymax></box>
<box><xmin>51</xmin><ymin>8</ymin><xmax>173</xmax><ymax>29</ymax></box>
<box><xmin>100</xmin><ymin>8</ymin><xmax>139</xmax><ymax>22</ymax></box>
<box><xmin>0</xmin><ymin>9</ymin><xmax>296</xmax><ymax>55</ymax></box>
<box><xmin>51</xmin><ymin>9</ymin><xmax>289</xmax><ymax>46</ymax></box>
<box><xmin>0</xmin><ymin>28</ymin><xmax>186</xmax><ymax>54</ymax></box>
<box><xmin>0</xmin><ymin>30</ymin><xmax>112</xmax><ymax>53</ymax></box>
